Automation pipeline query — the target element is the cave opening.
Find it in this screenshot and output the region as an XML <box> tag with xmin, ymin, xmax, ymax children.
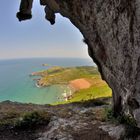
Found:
<box><xmin>1</xmin><ymin>1</ymin><xmax>140</xmax><ymax>139</ymax></box>
<box><xmin>26</xmin><ymin>0</ymin><xmax>140</xmax><ymax>127</ymax></box>
<box><xmin>0</xmin><ymin>0</ymin><xmax>112</xmax><ymax>105</ymax></box>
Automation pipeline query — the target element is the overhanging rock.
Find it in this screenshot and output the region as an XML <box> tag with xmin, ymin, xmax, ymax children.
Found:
<box><xmin>17</xmin><ymin>0</ymin><xmax>140</xmax><ymax>127</ymax></box>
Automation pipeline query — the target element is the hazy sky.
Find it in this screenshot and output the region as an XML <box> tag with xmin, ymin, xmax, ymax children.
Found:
<box><xmin>0</xmin><ymin>0</ymin><xmax>90</xmax><ymax>60</ymax></box>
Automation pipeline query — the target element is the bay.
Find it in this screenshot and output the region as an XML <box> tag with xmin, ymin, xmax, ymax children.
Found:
<box><xmin>0</xmin><ymin>57</ymin><xmax>94</xmax><ymax>104</ymax></box>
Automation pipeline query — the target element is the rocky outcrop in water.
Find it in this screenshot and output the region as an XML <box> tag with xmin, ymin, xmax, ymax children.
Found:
<box><xmin>17</xmin><ymin>0</ymin><xmax>140</xmax><ymax>127</ymax></box>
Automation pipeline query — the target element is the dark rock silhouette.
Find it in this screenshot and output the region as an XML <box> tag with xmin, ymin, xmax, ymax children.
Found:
<box><xmin>17</xmin><ymin>0</ymin><xmax>33</xmax><ymax>21</ymax></box>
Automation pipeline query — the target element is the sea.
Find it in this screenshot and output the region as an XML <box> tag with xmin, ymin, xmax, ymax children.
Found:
<box><xmin>0</xmin><ymin>58</ymin><xmax>94</xmax><ymax>104</ymax></box>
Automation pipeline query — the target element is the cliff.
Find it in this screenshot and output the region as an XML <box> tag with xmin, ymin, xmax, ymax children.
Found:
<box><xmin>17</xmin><ymin>0</ymin><xmax>140</xmax><ymax>130</ymax></box>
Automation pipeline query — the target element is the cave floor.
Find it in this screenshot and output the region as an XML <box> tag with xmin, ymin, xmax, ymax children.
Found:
<box><xmin>0</xmin><ymin>98</ymin><xmax>115</xmax><ymax>140</ymax></box>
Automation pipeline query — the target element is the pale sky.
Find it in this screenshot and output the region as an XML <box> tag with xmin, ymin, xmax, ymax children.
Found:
<box><xmin>0</xmin><ymin>0</ymin><xmax>90</xmax><ymax>60</ymax></box>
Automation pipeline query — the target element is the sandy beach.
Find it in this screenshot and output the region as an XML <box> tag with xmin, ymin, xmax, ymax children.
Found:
<box><xmin>69</xmin><ymin>78</ymin><xmax>92</xmax><ymax>90</ymax></box>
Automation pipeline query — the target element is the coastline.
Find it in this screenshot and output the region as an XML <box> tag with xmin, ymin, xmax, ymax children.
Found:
<box><xmin>30</xmin><ymin>66</ymin><xmax>111</xmax><ymax>103</ymax></box>
<box><xmin>34</xmin><ymin>78</ymin><xmax>92</xmax><ymax>102</ymax></box>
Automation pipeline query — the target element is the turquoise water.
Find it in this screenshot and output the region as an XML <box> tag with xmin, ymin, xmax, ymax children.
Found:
<box><xmin>0</xmin><ymin>58</ymin><xmax>93</xmax><ymax>104</ymax></box>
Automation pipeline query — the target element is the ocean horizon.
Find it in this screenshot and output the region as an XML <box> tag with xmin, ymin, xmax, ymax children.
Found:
<box><xmin>0</xmin><ymin>57</ymin><xmax>94</xmax><ymax>104</ymax></box>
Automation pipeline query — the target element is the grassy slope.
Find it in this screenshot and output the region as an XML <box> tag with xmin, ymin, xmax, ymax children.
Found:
<box><xmin>69</xmin><ymin>85</ymin><xmax>112</xmax><ymax>103</ymax></box>
<box><xmin>55</xmin><ymin>75</ymin><xmax>112</xmax><ymax>104</ymax></box>
<box><xmin>36</xmin><ymin>66</ymin><xmax>99</xmax><ymax>86</ymax></box>
<box><xmin>34</xmin><ymin>66</ymin><xmax>112</xmax><ymax>104</ymax></box>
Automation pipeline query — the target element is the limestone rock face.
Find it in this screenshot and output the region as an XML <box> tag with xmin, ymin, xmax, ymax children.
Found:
<box><xmin>17</xmin><ymin>0</ymin><xmax>140</xmax><ymax>127</ymax></box>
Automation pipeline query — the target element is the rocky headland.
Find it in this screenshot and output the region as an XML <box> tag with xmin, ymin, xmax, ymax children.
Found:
<box><xmin>30</xmin><ymin>66</ymin><xmax>111</xmax><ymax>103</ymax></box>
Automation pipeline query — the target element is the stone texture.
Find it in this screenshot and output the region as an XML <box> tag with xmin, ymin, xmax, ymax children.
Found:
<box><xmin>17</xmin><ymin>0</ymin><xmax>140</xmax><ymax>127</ymax></box>
<box><xmin>0</xmin><ymin>100</ymin><xmax>115</xmax><ymax>140</ymax></box>
<box><xmin>37</xmin><ymin>106</ymin><xmax>113</xmax><ymax>140</ymax></box>
<box><xmin>100</xmin><ymin>124</ymin><xmax>125</xmax><ymax>139</ymax></box>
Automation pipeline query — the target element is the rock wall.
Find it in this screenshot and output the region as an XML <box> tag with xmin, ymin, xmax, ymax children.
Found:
<box><xmin>17</xmin><ymin>0</ymin><xmax>140</xmax><ymax>127</ymax></box>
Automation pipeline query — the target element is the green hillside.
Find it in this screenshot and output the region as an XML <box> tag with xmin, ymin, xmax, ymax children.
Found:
<box><xmin>33</xmin><ymin>66</ymin><xmax>112</xmax><ymax>104</ymax></box>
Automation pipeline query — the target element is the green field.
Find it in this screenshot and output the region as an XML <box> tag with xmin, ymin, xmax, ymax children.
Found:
<box><xmin>34</xmin><ymin>66</ymin><xmax>112</xmax><ymax>104</ymax></box>
<box><xmin>67</xmin><ymin>85</ymin><xmax>112</xmax><ymax>103</ymax></box>
<box><xmin>35</xmin><ymin>66</ymin><xmax>99</xmax><ymax>86</ymax></box>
